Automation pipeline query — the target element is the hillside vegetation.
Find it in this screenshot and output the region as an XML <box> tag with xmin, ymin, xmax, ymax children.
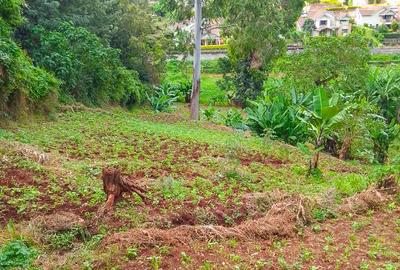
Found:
<box><xmin>1</xmin><ymin>0</ymin><xmax>400</xmax><ymax>269</ymax></box>
<box><xmin>1</xmin><ymin>106</ymin><xmax>399</xmax><ymax>269</ymax></box>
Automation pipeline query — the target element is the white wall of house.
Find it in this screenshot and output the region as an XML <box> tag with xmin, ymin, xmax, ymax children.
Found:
<box><xmin>360</xmin><ymin>13</ymin><xmax>384</xmax><ymax>27</ymax></box>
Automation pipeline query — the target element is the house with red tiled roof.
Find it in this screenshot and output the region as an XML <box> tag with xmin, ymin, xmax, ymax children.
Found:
<box><xmin>297</xmin><ymin>4</ymin><xmax>360</xmax><ymax>36</ymax></box>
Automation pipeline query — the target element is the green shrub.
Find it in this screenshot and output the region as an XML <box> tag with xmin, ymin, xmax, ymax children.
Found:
<box><xmin>384</xmin><ymin>32</ymin><xmax>400</xmax><ymax>39</ymax></box>
<box><xmin>368</xmin><ymin>120</ymin><xmax>399</xmax><ymax>164</ymax></box>
<box><xmin>147</xmin><ymin>84</ymin><xmax>178</xmax><ymax>113</ymax></box>
<box><xmin>175</xmin><ymin>80</ymin><xmax>192</xmax><ymax>103</ymax></box>
<box><xmin>222</xmin><ymin>109</ymin><xmax>247</xmax><ymax>130</ymax></box>
<box><xmin>333</xmin><ymin>174</ymin><xmax>369</xmax><ymax>196</ymax></box>
<box><xmin>202</xmin><ymin>60</ymin><xmax>226</xmax><ymax>74</ymax></box>
<box><xmin>202</xmin><ymin>106</ymin><xmax>218</xmax><ymax>121</ymax></box>
<box><xmin>220</xmin><ymin>59</ymin><xmax>265</xmax><ymax>106</ymax></box>
<box><xmin>0</xmin><ymin>37</ymin><xmax>60</xmax><ymax>118</ymax></box>
<box><xmin>245</xmin><ymin>90</ymin><xmax>309</xmax><ymax>144</ymax></box>
<box><xmin>391</xmin><ymin>21</ymin><xmax>399</xmax><ymax>32</ymax></box>
<box><xmin>0</xmin><ymin>240</ymin><xmax>38</xmax><ymax>269</ymax></box>
<box><xmin>378</xmin><ymin>24</ymin><xmax>389</xmax><ymax>34</ymax></box>
<box><xmin>312</xmin><ymin>208</ymin><xmax>336</xmax><ymax>222</ymax></box>
<box><xmin>46</xmin><ymin>227</ymin><xmax>88</xmax><ymax>250</ymax></box>
<box><xmin>29</xmin><ymin>23</ymin><xmax>142</xmax><ymax>107</ymax></box>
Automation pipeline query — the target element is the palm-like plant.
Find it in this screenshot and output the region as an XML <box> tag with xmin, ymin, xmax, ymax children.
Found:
<box><xmin>147</xmin><ymin>83</ymin><xmax>178</xmax><ymax>113</ymax></box>
<box><xmin>363</xmin><ymin>67</ymin><xmax>400</xmax><ymax>123</ymax></box>
<box><xmin>245</xmin><ymin>90</ymin><xmax>310</xmax><ymax>144</ymax></box>
<box><xmin>299</xmin><ymin>88</ymin><xmax>347</xmax><ymax>173</ymax></box>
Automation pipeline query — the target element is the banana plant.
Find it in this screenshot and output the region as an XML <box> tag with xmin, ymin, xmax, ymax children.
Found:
<box><xmin>298</xmin><ymin>87</ymin><xmax>347</xmax><ymax>174</ymax></box>
<box><xmin>147</xmin><ymin>83</ymin><xmax>179</xmax><ymax>113</ymax></box>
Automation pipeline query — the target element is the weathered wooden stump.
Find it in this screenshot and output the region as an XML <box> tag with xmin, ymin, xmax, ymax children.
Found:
<box><xmin>99</xmin><ymin>168</ymin><xmax>148</xmax><ymax>215</ymax></box>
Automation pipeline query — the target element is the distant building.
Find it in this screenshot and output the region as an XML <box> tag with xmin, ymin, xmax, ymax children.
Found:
<box><xmin>174</xmin><ymin>20</ymin><xmax>224</xmax><ymax>46</ymax></box>
<box><xmin>297</xmin><ymin>4</ymin><xmax>357</xmax><ymax>36</ymax></box>
<box><xmin>356</xmin><ymin>5</ymin><xmax>398</xmax><ymax>27</ymax></box>
<box><xmin>297</xmin><ymin>3</ymin><xmax>400</xmax><ymax>36</ymax></box>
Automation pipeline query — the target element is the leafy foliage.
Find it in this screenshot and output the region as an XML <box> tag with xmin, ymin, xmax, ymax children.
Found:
<box><xmin>29</xmin><ymin>23</ymin><xmax>141</xmax><ymax>106</ymax></box>
<box><xmin>0</xmin><ymin>0</ymin><xmax>59</xmax><ymax>118</ymax></box>
<box><xmin>147</xmin><ymin>84</ymin><xmax>178</xmax><ymax>113</ymax></box>
<box><xmin>246</xmin><ymin>90</ymin><xmax>310</xmax><ymax>144</ymax></box>
<box><xmin>175</xmin><ymin>80</ymin><xmax>192</xmax><ymax>103</ymax></box>
<box><xmin>302</xmin><ymin>18</ymin><xmax>316</xmax><ymax>35</ymax></box>
<box><xmin>202</xmin><ymin>106</ymin><xmax>218</xmax><ymax>121</ymax></box>
<box><xmin>363</xmin><ymin>67</ymin><xmax>400</xmax><ymax>123</ymax></box>
<box><xmin>298</xmin><ymin>88</ymin><xmax>347</xmax><ymax>171</ymax></box>
<box><xmin>0</xmin><ymin>0</ymin><xmax>24</xmax><ymax>35</ymax></box>
<box><xmin>0</xmin><ymin>35</ymin><xmax>59</xmax><ymax>118</ymax></box>
<box><xmin>222</xmin><ymin>109</ymin><xmax>247</xmax><ymax>130</ymax></box>
<box><xmin>368</xmin><ymin>119</ymin><xmax>399</xmax><ymax>164</ymax></box>
<box><xmin>277</xmin><ymin>34</ymin><xmax>370</xmax><ymax>93</ymax></box>
<box><xmin>220</xmin><ymin>59</ymin><xmax>265</xmax><ymax>106</ymax></box>
<box><xmin>223</xmin><ymin>0</ymin><xmax>304</xmax><ymax>69</ymax></box>
<box><xmin>108</xmin><ymin>0</ymin><xmax>170</xmax><ymax>84</ymax></box>
<box><xmin>0</xmin><ymin>240</ymin><xmax>38</xmax><ymax>269</ymax></box>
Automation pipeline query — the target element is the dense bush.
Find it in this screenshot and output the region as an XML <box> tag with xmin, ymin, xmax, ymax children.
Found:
<box><xmin>384</xmin><ymin>32</ymin><xmax>400</xmax><ymax>39</ymax></box>
<box><xmin>0</xmin><ymin>0</ymin><xmax>24</xmax><ymax>33</ymax></box>
<box><xmin>363</xmin><ymin>66</ymin><xmax>400</xmax><ymax>123</ymax></box>
<box><xmin>0</xmin><ymin>0</ymin><xmax>59</xmax><ymax>118</ymax></box>
<box><xmin>246</xmin><ymin>90</ymin><xmax>310</xmax><ymax>144</ymax></box>
<box><xmin>220</xmin><ymin>59</ymin><xmax>266</xmax><ymax>106</ymax></box>
<box><xmin>0</xmin><ymin>36</ymin><xmax>59</xmax><ymax>118</ymax></box>
<box><xmin>16</xmin><ymin>0</ymin><xmax>170</xmax><ymax>84</ymax></box>
<box><xmin>29</xmin><ymin>23</ymin><xmax>141</xmax><ymax>106</ymax></box>
<box><xmin>276</xmin><ymin>34</ymin><xmax>370</xmax><ymax>94</ymax></box>
<box><xmin>202</xmin><ymin>60</ymin><xmax>226</xmax><ymax>74</ymax></box>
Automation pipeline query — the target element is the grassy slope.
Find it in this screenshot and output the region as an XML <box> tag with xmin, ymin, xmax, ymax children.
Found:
<box><xmin>0</xmin><ymin>106</ymin><xmax>399</xmax><ymax>269</ymax></box>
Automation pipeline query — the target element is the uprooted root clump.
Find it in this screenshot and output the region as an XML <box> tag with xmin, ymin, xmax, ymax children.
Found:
<box><xmin>104</xmin><ymin>195</ymin><xmax>313</xmax><ymax>247</ymax></box>
<box><xmin>340</xmin><ymin>175</ymin><xmax>399</xmax><ymax>214</ymax></box>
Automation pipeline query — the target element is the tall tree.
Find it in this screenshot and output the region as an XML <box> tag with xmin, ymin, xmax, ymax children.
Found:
<box><xmin>160</xmin><ymin>0</ymin><xmax>305</xmax><ymax>111</ymax></box>
<box><xmin>16</xmin><ymin>0</ymin><xmax>170</xmax><ymax>84</ymax></box>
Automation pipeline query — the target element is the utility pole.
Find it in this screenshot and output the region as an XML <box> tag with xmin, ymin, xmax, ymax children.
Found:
<box><xmin>190</xmin><ymin>0</ymin><xmax>202</xmax><ymax>121</ymax></box>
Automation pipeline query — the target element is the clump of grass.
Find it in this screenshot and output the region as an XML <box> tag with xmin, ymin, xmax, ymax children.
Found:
<box><xmin>333</xmin><ymin>174</ymin><xmax>369</xmax><ymax>197</ymax></box>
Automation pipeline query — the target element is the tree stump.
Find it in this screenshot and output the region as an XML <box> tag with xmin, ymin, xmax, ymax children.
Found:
<box><xmin>99</xmin><ymin>168</ymin><xmax>148</xmax><ymax>215</ymax></box>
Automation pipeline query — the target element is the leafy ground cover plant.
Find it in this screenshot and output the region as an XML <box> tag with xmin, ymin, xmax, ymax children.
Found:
<box><xmin>222</xmin><ymin>109</ymin><xmax>247</xmax><ymax>130</ymax></box>
<box><xmin>0</xmin><ymin>240</ymin><xmax>37</xmax><ymax>269</ymax></box>
<box><xmin>202</xmin><ymin>106</ymin><xmax>218</xmax><ymax>121</ymax></box>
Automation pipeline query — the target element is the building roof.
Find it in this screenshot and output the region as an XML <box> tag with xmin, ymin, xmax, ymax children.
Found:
<box><xmin>298</xmin><ymin>4</ymin><xmax>357</xmax><ymax>28</ymax></box>
<box><xmin>359</xmin><ymin>6</ymin><xmax>387</xmax><ymax>16</ymax></box>
<box><xmin>298</xmin><ymin>3</ymin><xmax>334</xmax><ymax>28</ymax></box>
